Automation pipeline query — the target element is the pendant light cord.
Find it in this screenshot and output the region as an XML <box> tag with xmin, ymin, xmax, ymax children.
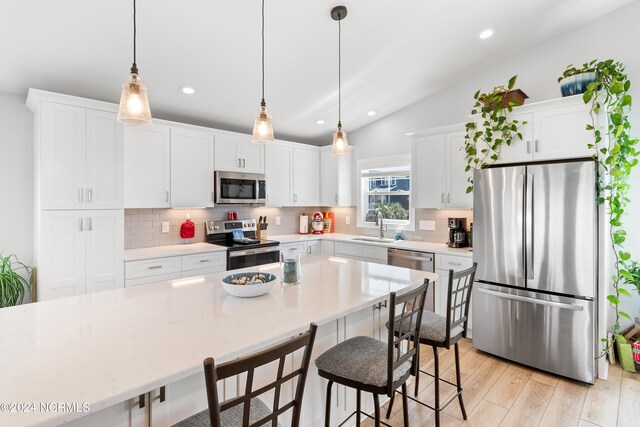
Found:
<box><xmin>261</xmin><ymin>0</ymin><xmax>265</xmax><ymax>104</ymax></box>
<box><xmin>338</xmin><ymin>16</ymin><xmax>342</xmax><ymax>125</ymax></box>
<box><xmin>131</xmin><ymin>0</ymin><xmax>138</xmax><ymax>73</ymax></box>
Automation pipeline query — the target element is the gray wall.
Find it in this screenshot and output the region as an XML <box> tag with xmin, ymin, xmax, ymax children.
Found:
<box><xmin>349</xmin><ymin>1</ymin><xmax>640</xmax><ymax>326</ymax></box>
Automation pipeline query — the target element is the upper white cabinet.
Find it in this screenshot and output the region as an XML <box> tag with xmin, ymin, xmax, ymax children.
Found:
<box><xmin>492</xmin><ymin>96</ymin><xmax>593</xmax><ymax>165</ymax></box>
<box><xmin>413</xmin><ymin>127</ymin><xmax>472</xmax><ymax>209</ymax></box>
<box><xmin>265</xmin><ymin>143</ymin><xmax>293</xmax><ymax>207</ymax></box>
<box><xmin>37</xmin><ymin>102</ymin><xmax>123</xmax><ymax>210</ymax></box>
<box><xmin>124</xmin><ymin>124</ymin><xmax>171</xmax><ymax>208</ymax></box>
<box><xmin>170</xmin><ymin>127</ymin><xmax>215</xmax><ymax>208</ymax></box>
<box><xmin>214</xmin><ymin>132</ymin><xmax>264</xmax><ymax>174</ymax></box>
<box><xmin>320</xmin><ymin>147</ymin><xmax>354</xmax><ymax>207</ymax></box>
<box><xmin>293</xmin><ymin>146</ymin><xmax>320</xmax><ymax>206</ymax></box>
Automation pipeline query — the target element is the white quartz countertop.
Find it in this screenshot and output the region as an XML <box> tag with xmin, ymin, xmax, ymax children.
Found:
<box><xmin>273</xmin><ymin>233</ymin><xmax>473</xmax><ymax>258</ymax></box>
<box><xmin>0</xmin><ymin>257</ymin><xmax>438</xmax><ymax>427</ymax></box>
<box><xmin>124</xmin><ymin>242</ymin><xmax>226</xmax><ymax>261</ymax></box>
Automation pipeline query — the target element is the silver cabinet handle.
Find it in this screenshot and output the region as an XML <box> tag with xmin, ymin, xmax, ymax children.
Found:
<box><xmin>293</xmin><ymin>194</ymin><xmax>298</xmax><ymax>202</ymax></box>
<box><xmin>148</xmin><ymin>266</ymin><xmax>162</xmax><ymax>270</ymax></box>
<box><xmin>477</xmin><ymin>287</ymin><xmax>584</xmax><ymax>311</ymax></box>
<box><xmin>139</xmin><ymin>394</ymin><xmax>145</xmax><ymax>409</ymax></box>
<box><xmin>88</xmin><ymin>189</ymin><xmax>93</xmax><ymax>203</ymax></box>
<box><xmin>335</xmin><ymin>194</ymin><xmax>338</xmax><ymax>203</ymax></box>
<box><xmin>447</xmin><ymin>193</ymin><xmax>451</xmax><ymax>203</ymax></box>
<box><xmin>199</xmin><ymin>259</ymin><xmax>211</xmax><ymax>263</ymax></box>
<box><xmin>534</xmin><ymin>139</ymin><xmax>539</xmax><ymax>152</ymax></box>
<box><xmin>448</xmin><ymin>261</ymin><xmax>461</xmax><ymax>266</ymax></box>
<box><xmin>441</xmin><ymin>193</ymin><xmax>444</xmax><ymax>203</ymax></box>
<box><xmin>238</xmin><ymin>158</ymin><xmax>242</xmax><ymax>168</ymax></box>
<box><xmin>86</xmin><ymin>217</ymin><xmax>92</xmax><ymax>231</ymax></box>
<box><xmin>79</xmin><ymin>189</ymin><xmax>84</xmax><ymax>203</ymax></box>
<box><xmin>526</xmin><ymin>140</ymin><xmax>531</xmax><ymax>153</ymax></box>
<box><xmin>79</xmin><ymin>218</ymin><xmax>84</xmax><ymax>232</ymax></box>
<box><xmin>165</xmin><ymin>191</ymin><xmax>169</xmax><ymax>202</ymax></box>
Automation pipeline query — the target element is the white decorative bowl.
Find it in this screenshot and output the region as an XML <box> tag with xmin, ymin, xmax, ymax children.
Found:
<box><xmin>221</xmin><ymin>272</ymin><xmax>277</xmax><ymax>298</ymax></box>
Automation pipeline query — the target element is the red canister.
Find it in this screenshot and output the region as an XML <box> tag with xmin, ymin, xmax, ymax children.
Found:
<box><xmin>227</xmin><ymin>211</ymin><xmax>234</xmax><ymax>220</ymax></box>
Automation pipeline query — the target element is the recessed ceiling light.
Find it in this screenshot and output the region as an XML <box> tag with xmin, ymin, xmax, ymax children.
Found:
<box><xmin>316</xmin><ymin>119</ymin><xmax>325</xmax><ymax>125</ymax></box>
<box><xmin>404</xmin><ymin>132</ymin><xmax>415</xmax><ymax>137</ymax></box>
<box><xmin>367</xmin><ymin>110</ymin><xmax>377</xmax><ymax>116</ymax></box>
<box><xmin>479</xmin><ymin>29</ymin><xmax>494</xmax><ymax>40</ymax></box>
<box><xmin>181</xmin><ymin>86</ymin><xmax>195</xmax><ymax>95</ymax></box>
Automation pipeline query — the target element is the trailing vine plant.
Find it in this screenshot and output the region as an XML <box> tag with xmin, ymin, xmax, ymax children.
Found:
<box><xmin>560</xmin><ymin>59</ymin><xmax>639</xmax><ymax>354</ymax></box>
<box><xmin>464</xmin><ymin>76</ymin><xmax>528</xmax><ymax>193</ymax></box>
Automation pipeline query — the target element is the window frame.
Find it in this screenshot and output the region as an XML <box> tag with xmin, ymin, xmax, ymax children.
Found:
<box><xmin>356</xmin><ymin>155</ymin><xmax>414</xmax><ymax>231</ymax></box>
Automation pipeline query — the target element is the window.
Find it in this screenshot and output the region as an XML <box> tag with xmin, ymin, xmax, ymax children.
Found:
<box><xmin>357</xmin><ymin>156</ymin><xmax>413</xmax><ymax>230</ymax></box>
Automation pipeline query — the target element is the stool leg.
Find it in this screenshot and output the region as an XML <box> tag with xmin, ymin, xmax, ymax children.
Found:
<box><xmin>324</xmin><ymin>380</ymin><xmax>333</xmax><ymax>427</ymax></box>
<box><xmin>414</xmin><ymin>342</ymin><xmax>420</xmax><ymax>397</ymax></box>
<box><xmin>373</xmin><ymin>394</ymin><xmax>381</xmax><ymax>427</ymax></box>
<box><xmin>356</xmin><ymin>389</ymin><xmax>361</xmax><ymax>425</ymax></box>
<box><xmin>401</xmin><ymin>383</ymin><xmax>409</xmax><ymax>427</ymax></box>
<box><xmin>454</xmin><ymin>342</ymin><xmax>467</xmax><ymax>420</ymax></box>
<box><xmin>433</xmin><ymin>346</ymin><xmax>440</xmax><ymax>427</ymax></box>
<box><xmin>385</xmin><ymin>390</ymin><xmax>394</xmax><ymax>419</ymax></box>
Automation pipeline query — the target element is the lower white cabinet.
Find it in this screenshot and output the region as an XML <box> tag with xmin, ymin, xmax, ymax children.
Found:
<box><xmin>434</xmin><ymin>254</ymin><xmax>474</xmax><ymax>335</ymax></box>
<box><xmin>320</xmin><ymin>240</ymin><xmax>335</xmax><ymax>256</ymax></box>
<box><xmin>38</xmin><ymin>210</ymin><xmax>123</xmax><ymax>300</ymax></box>
<box><xmin>334</xmin><ymin>242</ymin><xmax>388</xmax><ymax>264</ymax></box>
<box><xmin>125</xmin><ymin>252</ymin><xmax>226</xmax><ymax>287</ymax></box>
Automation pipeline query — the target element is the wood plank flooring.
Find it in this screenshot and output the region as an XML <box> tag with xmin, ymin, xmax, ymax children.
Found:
<box><xmin>359</xmin><ymin>338</ymin><xmax>639</xmax><ymax>427</ymax></box>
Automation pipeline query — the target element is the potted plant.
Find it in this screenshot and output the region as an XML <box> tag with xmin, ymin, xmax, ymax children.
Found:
<box><xmin>0</xmin><ymin>253</ymin><xmax>33</xmax><ymax>308</ymax></box>
<box><xmin>464</xmin><ymin>76</ymin><xmax>528</xmax><ymax>192</ymax></box>
<box><xmin>558</xmin><ymin>61</ymin><xmax>598</xmax><ymax>97</ymax></box>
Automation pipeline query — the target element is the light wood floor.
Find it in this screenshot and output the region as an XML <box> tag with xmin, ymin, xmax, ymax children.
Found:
<box><xmin>360</xmin><ymin>338</ymin><xmax>639</xmax><ymax>427</ymax></box>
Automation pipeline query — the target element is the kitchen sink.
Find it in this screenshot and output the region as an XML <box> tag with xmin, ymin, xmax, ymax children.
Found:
<box><xmin>351</xmin><ymin>237</ymin><xmax>397</xmax><ymax>245</ymax></box>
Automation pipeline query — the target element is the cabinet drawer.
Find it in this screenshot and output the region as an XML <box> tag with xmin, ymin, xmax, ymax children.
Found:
<box><xmin>125</xmin><ymin>271</ymin><xmax>181</xmax><ymax>287</ymax></box>
<box><xmin>281</xmin><ymin>242</ymin><xmax>306</xmax><ymax>256</ymax></box>
<box><xmin>125</xmin><ymin>257</ymin><xmax>182</xmax><ymax>279</ymax></box>
<box><xmin>435</xmin><ymin>254</ymin><xmax>473</xmax><ymax>271</ymax></box>
<box><xmin>181</xmin><ymin>266</ymin><xmax>226</xmax><ymax>279</ymax></box>
<box><xmin>361</xmin><ymin>246</ymin><xmax>387</xmax><ymax>263</ymax></box>
<box><xmin>182</xmin><ymin>252</ymin><xmax>226</xmax><ymax>272</ymax></box>
<box><xmin>334</xmin><ymin>242</ymin><xmax>361</xmax><ymax>257</ymax></box>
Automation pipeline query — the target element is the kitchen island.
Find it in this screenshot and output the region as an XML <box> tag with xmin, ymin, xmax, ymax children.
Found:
<box><xmin>0</xmin><ymin>256</ymin><xmax>438</xmax><ymax>427</ymax></box>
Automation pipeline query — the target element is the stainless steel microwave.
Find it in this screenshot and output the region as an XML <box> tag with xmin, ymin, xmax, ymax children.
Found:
<box><xmin>215</xmin><ymin>171</ymin><xmax>266</xmax><ymax>204</ymax></box>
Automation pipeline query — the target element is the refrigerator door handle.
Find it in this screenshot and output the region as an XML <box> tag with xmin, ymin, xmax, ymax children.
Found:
<box><xmin>477</xmin><ymin>287</ymin><xmax>584</xmax><ymax>311</ymax></box>
<box><xmin>526</xmin><ymin>173</ymin><xmax>534</xmax><ymax>280</ymax></box>
<box><xmin>516</xmin><ymin>173</ymin><xmax>525</xmax><ymax>279</ymax></box>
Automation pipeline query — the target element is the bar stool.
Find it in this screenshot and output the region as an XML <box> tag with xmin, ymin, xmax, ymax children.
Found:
<box><xmin>385</xmin><ymin>263</ymin><xmax>477</xmax><ymax>427</ymax></box>
<box><xmin>174</xmin><ymin>323</ymin><xmax>318</xmax><ymax>427</ymax></box>
<box><xmin>315</xmin><ymin>280</ymin><xmax>429</xmax><ymax>427</ymax></box>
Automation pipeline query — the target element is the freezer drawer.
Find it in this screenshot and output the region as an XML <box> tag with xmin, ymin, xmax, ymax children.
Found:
<box><xmin>473</xmin><ymin>284</ymin><xmax>595</xmax><ymax>383</ymax></box>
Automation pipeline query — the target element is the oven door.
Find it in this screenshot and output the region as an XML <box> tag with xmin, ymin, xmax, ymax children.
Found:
<box><xmin>215</xmin><ymin>171</ymin><xmax>262</xmax><ymax>204</ymax></box>
<box><xmin>228</xmin><ymin>246</ymin><xmax>281</xmax><ymax>270</ymax></box>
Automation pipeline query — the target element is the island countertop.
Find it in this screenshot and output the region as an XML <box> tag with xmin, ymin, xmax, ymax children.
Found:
<box><xmin>0</xmin><ymin>256</ymin><xmax>438</xmax><ymax>427</ymax></box>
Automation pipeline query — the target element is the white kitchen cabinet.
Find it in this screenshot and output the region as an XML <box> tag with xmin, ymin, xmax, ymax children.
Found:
<box><xmin>125</xmin><ymin>251</ymin><xmax>226</xmax><ymax>288</ymax></box>
<box><xmin>124</xmin><ymin>124</ymin><xmax>171</xmax><ymax>208</ymax></box>
<box><xmin>214</xmin><ymin>132</ymin><xmax>264</xmax><ymax>174</ymax></box>
<box><xmin>412</xmin><ymin>127</ymin><xmax>472</xmax><ymax>209</ymax></box>
<box><xmin>170</xmin><ymin>127</ymin><xmax>215</xmax><ymax>208</ymax></box>
<box><xmin>320</xmin><ymin>240</ymin><xmax>335</xmax><ymax>256</ymax></box>
<box><xmin>265</xmin><ymin>143</ymin><xmax>293</xmax><ymax>207</ymax></box>
<box><xmin>292</xmin><ymin>147</ymin><xmax>320</xmax><ymax>206</ymax></box>
<box><xmin>280</xmin><ymin>242</ymin><xmax>307</xmax><ymax>259</ymax></box>
<box><xmin>64</xmin><ymin>396</ymin><xmax>148</xmax><ymax>427</ymax></box>
<box><xmin>493</xmin><ymin>112</ymin><xmax>534</xmax><ymax>165</ymax></box>
<box><xmin>320</xmin><ymin>147</ymin><xmax>354</xmax><ymax>207</ymax></box>
<box><xmin>307</xmin><ymin>240</ymin><xmax>322</xmax><ymax>257</ymax></box>
<box><xmin>38</xmin><ymin>103</ymin><xmax>124</xmax><ymax>210</ymax></box>
<box><xmin>39</xmin><ymin>210</ymin><xmax>124</xmax><ymax>300</ymax></box>
<box><xmin>334</xmin><ymin>242</ymin><xmax>388</xmax><ymax>265</ymax></box>
<box><xmin>434</xmin><ymin>254</ymin><xmax>474</xmax><ymax>335</ymax></box>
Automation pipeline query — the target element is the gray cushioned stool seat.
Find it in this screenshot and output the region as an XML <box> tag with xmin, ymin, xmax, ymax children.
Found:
<box><xmin>315</xmin><ymin>336</ymin><xmax>411</xmax><ymax>388</ymax></box>
<box><xmin>173</xmin><ymin>397</ymin><xmax>274</xmax><ymax>427</ymax></box>
<box><xmin>390</xmin><ymin>311</ymin><xmax>463</xmax><ymax>343</ymax></box>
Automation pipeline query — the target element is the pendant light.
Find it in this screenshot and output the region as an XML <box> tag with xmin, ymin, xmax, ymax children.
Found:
<box><xmin>331</xmin><ymin>6</ymin><xmax>349</xmax><ymax>156</ymax></box>
<box><xmin>117</xmin><ymin>0</ymin><xmax>152</xmax><ymax>125</ymax></box>
<box><xmin>251</xmin><ymin>0</ymin><xmax>274</xmax><ymax>143</ymax></box>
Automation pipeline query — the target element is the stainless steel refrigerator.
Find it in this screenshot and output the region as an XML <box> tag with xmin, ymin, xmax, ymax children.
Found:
<box><xmin>472</xmin><ymin>160</ymin><xmax>597</xmax><ymax>384</ymax></box>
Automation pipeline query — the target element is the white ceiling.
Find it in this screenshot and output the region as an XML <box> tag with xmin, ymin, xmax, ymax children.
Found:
<box><xmin>0</xmin><ymin>0</ymin><xmax>634</xmax><ymax>145</ymax></box>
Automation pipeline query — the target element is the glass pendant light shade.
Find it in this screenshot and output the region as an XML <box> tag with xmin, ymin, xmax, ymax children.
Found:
<box><xmin>331</xmin><ymin>122</ymin><xmax>349</xmax><ymax>156</ymax></box>
<box><xmin>117</xmin><ymin>71</ymin><xmax>152</xmax><ymax>125</ymax></box>
<box><xmin>251</xmin><ymin>102</ymin><xmax>274</xmax><ymax>143</ymax></box>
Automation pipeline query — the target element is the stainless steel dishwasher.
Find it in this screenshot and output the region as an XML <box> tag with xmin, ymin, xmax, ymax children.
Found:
<box><xmin>388</xmin><ymin>248</ymin><xmax>435</xmax><ymax>311</ymax></box>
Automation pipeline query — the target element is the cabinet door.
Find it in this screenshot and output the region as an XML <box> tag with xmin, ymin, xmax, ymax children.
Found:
<box><xmin>307</xmin><ymin>240</ymin><xmax>322</xmax><ymax>257</ymax></box>
<box><xmin>446</xmin><ymin>131</ymin><xmax>473</xmax><ymax>209</ymax></box>
<box><xmin>124</xmin><ymin>124</ymin><xmax>171</xmax><ymax>208</ymax></box>
<box><xmin>214</xmin><ymin>134</ymin><xmax>242</xmax><ymax>172</ymax></box>
<box><xmin>171</xmin><ymin>128</ymin><xmax>215</xmax><ymax>208</ymax></box>
<box><xmin>239</xmin><ymin>141</ymin><xmax>265</xmax><ymax>174</ymax></box>
<box><xmin>86</xmin><ymin>109</ymin><xmax>124</xmax><ymax>209</ymax></box>
<box><xmin>320</xmin><ymin>150</ymin><xmax>339</xmax><ymax>206</ymax></box>
<box><xmin>85</xmin><ymin>210</ymin><xmax>124</xmax><ymax>294</ymax></box>
<box><xmin>412</xmin><ymin>134</ymin><xmax>446</xmax><ymax>208</ymax></box>
<box><xmin>39</xmin><ymin>211</ymin><xmax>86</xmax><ymax>300</ymax></box>
<box><xmin>64</xmin><ymin>396</ymin><xmax>148</xmax><ymax>427</ymax></box>
<box><xmin>292</xmin><ymin>148</ymin><xmax>320</xmax><ymax>206</ymax></box>
<box><xmin>320</xmin><ymin>240</ymin><xmax>335</xmax><ymax>256</ymax></box>
<box><xmin>532</xmin><ymin>103</ymin><xmax>593</xmax><ymax>161</ymax></box>
<box><xmin>493</xmin><ymin>112</ymin><xmax>534</xmax><ymax>165</ymax></box>
<box><xmin>280</xmin><ymin>242</ymin><xmax>307</xmax><ymax>259</ymax></box>
<box><xmin>40</xmin><ymin>102</ymin><xmax>86</xmax><ymax>210</ymax></box>
<box><xmin>150</xmin><ymin>375</ymin><xmax>208</xmax><ymax>427</ymax></box>
<box><xmin>265</xmin><ymin>144</ymin><xmax>293</xmax><ymax>207</ymax></box>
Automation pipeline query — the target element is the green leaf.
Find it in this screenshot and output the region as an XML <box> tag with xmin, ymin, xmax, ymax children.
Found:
<box><xmin>619</xmin><ymin>311</ymin><xmax>632</xmax><ymax>320</ymax></box>
<box><xmin>619</xmin><ymin>251</ymin><xmax>631</xmax><ymax>261</ymax></box>
<box><xmin>607</xmin><ymin>295</ymin><xmax>620</xmax><ymax>305</ymax></box>
<box><xmin>621</xmin><ymin>94</ymin><xmax>632</xmax><ymax>107</ymax></box>
<box><xmin>466</xmin><ymin>186</ymin><xmax>474</xmax><ymax>194</ymax></box>
<box><xmin>618</xmin><ymin>288</ymin><xmax>632</xmax><ymax>297</ymax></box>
<box><xmin>508</xmin><ymin>76</ymin><xmax>517</xmax><ymax>90</ymax></box>
<box><xmin>583</xmin><ymin>90</ymin><xmax>594</xmax><ymax>104</ymax></box>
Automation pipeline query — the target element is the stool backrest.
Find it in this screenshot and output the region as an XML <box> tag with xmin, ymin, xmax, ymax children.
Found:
<box><xmin>203</xmin><ymin>323</ymin><xmax>318</xmax><ymax>427</ymax></box>
<box><xmin>386</xmin><ymin>279</ymin><xmax>429</xmax><ymax>396</ymax></box>
<box><xmin>445</xmin><ymin>263</ymin><xmax>477</xmax><ymax>344</ymax></box>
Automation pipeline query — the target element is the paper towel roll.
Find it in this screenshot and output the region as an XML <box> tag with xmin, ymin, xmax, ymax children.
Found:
<box><xmin>299</xmin><ymin>215</ymin><xmax>309</xmax><ymax>234</ymax></box>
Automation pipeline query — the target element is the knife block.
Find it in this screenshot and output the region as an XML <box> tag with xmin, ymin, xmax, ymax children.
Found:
<box><xmin>256</xmin><ymin>229</ymin><xmax>268</xmax><ymax>239</ymax></box>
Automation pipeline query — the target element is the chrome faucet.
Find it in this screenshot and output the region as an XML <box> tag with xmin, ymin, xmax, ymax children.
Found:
<box><xmin>375</xmin><ymin>209</ymin><xmax>387</xmax><ymax>239</ymax></box>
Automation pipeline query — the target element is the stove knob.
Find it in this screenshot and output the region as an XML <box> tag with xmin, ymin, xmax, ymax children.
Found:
<box><xmin>214</xmin><ymin>225</ymin><xmax>220</xmax><ymax>230</ymax></box>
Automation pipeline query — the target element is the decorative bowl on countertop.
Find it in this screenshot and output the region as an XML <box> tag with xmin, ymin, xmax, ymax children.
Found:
<box><xmin>221</xmin><ymin>272</ymin><xmax>277</xmax><ymax>298</ymax></box>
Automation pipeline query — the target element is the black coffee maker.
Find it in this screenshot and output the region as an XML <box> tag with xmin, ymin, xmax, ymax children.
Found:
<box><xmin>448</xmin><ymin>217</ymin><xmax>468</xmax><ymax>248</ymax></box>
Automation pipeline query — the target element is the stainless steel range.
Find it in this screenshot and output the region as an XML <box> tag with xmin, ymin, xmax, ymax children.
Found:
<box><xmin>205</xmin><ymin>219</ymin><xmax>280</xmax><ymax>270</ymax></box>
